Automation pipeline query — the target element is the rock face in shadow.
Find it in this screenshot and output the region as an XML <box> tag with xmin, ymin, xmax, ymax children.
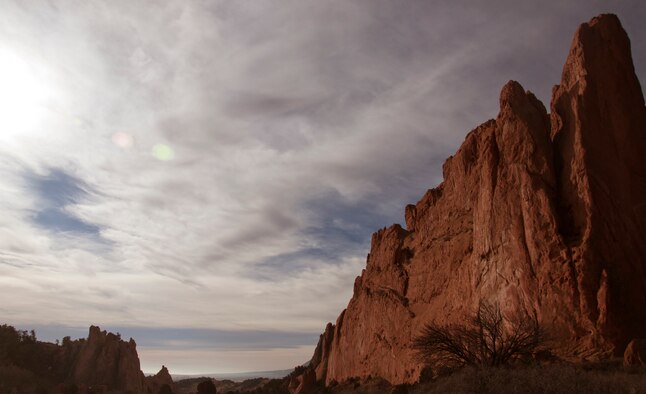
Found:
<box><xmin>0</xmin><ymin>324</ymin><xmax>150</xmax><ymax>392</ymax></box>
<box><xmin>70</xmin><ymin>326</ymin><xmax>145</xmax><ymax>392</ymax></box>
<box><xmin>307</xmin><ymin>14</ymin><xmax>646</xmax><ymax>386</ymax></box>
<box><xmin>624</xmin><ymin>339</ymin><xmax>646</xmax><ymax>367</ymax></box>
<box><xmin>549</xmin><ymin>14</ymin><xmax>646</xmax><ymax>353</ymax></box>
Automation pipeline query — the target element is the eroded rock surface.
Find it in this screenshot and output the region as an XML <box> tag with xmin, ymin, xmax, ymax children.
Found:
<box><xmin>308</xmin><ymin>14</ymin><xmax>646</xmax><ymax>386</ymax></box>
<box><xmin>71</xmin><ymin>326</ymin><xmax>145</xmax><ymax>392</ymax></box>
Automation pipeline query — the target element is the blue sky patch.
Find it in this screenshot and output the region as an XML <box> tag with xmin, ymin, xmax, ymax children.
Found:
<box><xmin>26</xmin><ymin>168</ymin><xmax>102</xmax><ymax>236</ymax></box>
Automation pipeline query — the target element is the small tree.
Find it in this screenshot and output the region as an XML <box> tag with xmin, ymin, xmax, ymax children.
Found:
<box><xmin>197</xmin><ymin>379</ymin><xmax>217</xmax><ymax>394</ymax></box>
<box><xmin>413</xmin><ymin>301</ymin><xmax>545</xmax><ymax>373</ymax></box>
<box><xmin>158</xmin><ymin>384</ymin><xmax>173</xmax><ymax>394</ymax></box>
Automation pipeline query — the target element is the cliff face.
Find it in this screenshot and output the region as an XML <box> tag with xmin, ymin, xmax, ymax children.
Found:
<box><xmin>70</xmin><ymin>326</ymin><xmax>145</xmax><ymax>392</ymax></box>
<box><xmin>311</xmin><ymin>14</ymin><xmax>646</xmax><ymax>386</ymax></box>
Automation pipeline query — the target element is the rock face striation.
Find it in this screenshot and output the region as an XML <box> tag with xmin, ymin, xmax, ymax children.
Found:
<box><xmin>306</xmin><ymin>14</ymin><xmax>646</xmax><ymax>386</ymax></box>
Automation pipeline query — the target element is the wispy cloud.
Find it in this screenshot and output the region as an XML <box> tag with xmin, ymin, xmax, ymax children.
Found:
<box><xmin>0</xmin><ymin>0</ymin><xmax>645</xmax><ymax>373</ymax></box>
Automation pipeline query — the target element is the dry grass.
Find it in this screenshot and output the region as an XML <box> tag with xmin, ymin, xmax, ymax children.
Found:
<box><xmin>407</xmin><ymin>363</ymin><xmax>646</xmax><ymax>394</ymax></box>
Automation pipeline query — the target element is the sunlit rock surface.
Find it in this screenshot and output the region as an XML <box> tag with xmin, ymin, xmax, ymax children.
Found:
<box><xmin>305</xmin><ymin>14</ymin><xmax>646</xmax><ymax>386</ymax></box>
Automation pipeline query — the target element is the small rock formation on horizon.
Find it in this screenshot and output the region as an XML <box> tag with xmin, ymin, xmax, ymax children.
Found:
<box><xmin>145</xmin><ymin>365</ymin><xmax>176</xmax><ymax>393</ymax></box>
<box><xmin>301</xmin><ymin>13</ymin><xmax>646</xmax><ymax>386</ymax></box>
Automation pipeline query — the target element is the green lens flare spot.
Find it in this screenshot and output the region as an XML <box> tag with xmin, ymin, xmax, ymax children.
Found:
<box><xmin>152</xmin><ymin>144</ymin><xmax>175</xmax><ymax>161</ymax></box>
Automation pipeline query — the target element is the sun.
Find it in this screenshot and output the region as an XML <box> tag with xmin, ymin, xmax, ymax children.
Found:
<box><xmin>0</xmin><ymin>50</ymin><xmax>50</xmax><ymax>138</ymax></box>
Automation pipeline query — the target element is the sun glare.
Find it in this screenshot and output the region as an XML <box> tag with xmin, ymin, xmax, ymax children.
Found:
<box><xmin>0</xmin><ymin>50</ymin><xmax>50</xmax><ymax>138</ymax></box>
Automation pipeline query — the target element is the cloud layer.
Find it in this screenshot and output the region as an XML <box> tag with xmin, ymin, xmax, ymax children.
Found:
<box><xmin>1</xmin><ymin>0</ymin><xmax>645</xmax><ymax>373</ymax></box>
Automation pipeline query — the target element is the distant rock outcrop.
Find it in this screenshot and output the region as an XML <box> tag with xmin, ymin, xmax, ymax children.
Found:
<box><xmin>0</xmin><ymin>324</ymin><xmax>148</xmax><ymax>392</ymax></box>
<box><xmin>145</xmin><ymin>365</ymin><xmax>176</xmax><ymax>393</ymax></box>
<box><xmin>303</xmin><ymin>13</ymin><xmax>646</xmax><ymax>386</ymax></box>
<box><xmin>71</xmin><ymin>326</ymin><xmax>145</xmax><ymax>392</ymax></box>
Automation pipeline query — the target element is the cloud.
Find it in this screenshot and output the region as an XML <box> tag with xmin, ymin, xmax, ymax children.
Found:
<box><xmin>29</xmin><ymin>325</ymin><xmax>319</xmax><ymax>351</ymax></box>
<box><xmin>0</xmin><ymin>0</ymin><xmax>644</xmax><ymax>373</ymax></box>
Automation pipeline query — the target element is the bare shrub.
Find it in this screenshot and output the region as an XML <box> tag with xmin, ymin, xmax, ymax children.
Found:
<box><xmin>413</xmin><ymin>301</ymin><xmax>545</xmax><ymax>372</ymax></box>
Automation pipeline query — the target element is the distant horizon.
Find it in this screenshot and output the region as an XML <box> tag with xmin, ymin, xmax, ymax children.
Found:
<box><xmin>12</xmin><ymin>322</ymin><xmax>315</xmax><ymax>375</ymax></box>
<box><xmin>166</xmin><ymin>369</ymin><xmax>294</xmax><ymax>381</ymax></box>
<box><xmin>2</xmin><ymin>1</ymin><xmax>645</xmax><ymax>375</ymax></box>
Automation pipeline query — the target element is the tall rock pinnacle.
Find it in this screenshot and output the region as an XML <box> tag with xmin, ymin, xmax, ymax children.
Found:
<box><xmin>304</xmin><ymin>14</ymin><xmax>646</xmax><ymax>386</ymax></box>
<box><xmin>551</xmin><ymin>14</ymin><xmax>646</xmax><ymax>349</ymax></box>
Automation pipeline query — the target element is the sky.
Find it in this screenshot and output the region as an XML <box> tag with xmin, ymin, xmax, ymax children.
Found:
<box><xmin>0</xmin><ymin>1</ymin><xmax>645</xmax><ymax>375</ymax></box>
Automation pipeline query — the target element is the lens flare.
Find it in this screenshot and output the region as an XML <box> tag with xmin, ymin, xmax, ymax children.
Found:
<box><xmin>112</xmin><ymin>132</ymin><xmax>134</xmax><ymax>148</ymax></box>
<box><xmin>152</xmin><ymin>144</ymin><xmax>174</xmax><ymax>161</ymax></box>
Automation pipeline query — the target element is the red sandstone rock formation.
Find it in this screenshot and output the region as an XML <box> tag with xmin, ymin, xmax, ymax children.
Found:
<box><xmin>307</xmin><ymin>14</ymin><xmax>646</xmax><ymax>386</ymax></box>
<box><xmin>145</xmin><ymin>365</ymin><xmax>176</xmax><ymax>393</ymax></box>
<box><xmin>288</xmin><ymin>367</ymin><xmax>316</xmax><ymax>394</ymax></box>
<box><xmin>623</xmin><ymin>339</ymin><xmax>646</xmax><ymax>367</ymax></box>
<box><xmin>71</xmin><ymin>326</ymin><xmax>145</xmax><ymax>392</ymax></box>
<box><xmin>311</xmin><ymin>323</ymin><xmax>335</xmax><ymax>382</ymax></box>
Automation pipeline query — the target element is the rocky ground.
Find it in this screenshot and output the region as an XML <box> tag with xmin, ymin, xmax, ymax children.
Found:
<box><xmin>174</xmin><ymin>361</ymin><xmax>646</xmax><ymax>394</ymax></box>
